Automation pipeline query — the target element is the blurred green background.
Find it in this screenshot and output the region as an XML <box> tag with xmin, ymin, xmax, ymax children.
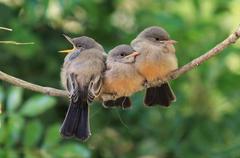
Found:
<box><xmin>0</xmin><ymin>0</ymin><xmax>240</xmax><ymax>158</ymax></box>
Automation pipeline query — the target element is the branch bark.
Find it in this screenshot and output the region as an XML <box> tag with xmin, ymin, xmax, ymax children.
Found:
<box><xmin>167</xmin><ymin>26</ymin><xmax>240</xmax><ymax>81</ymax></box>
<box><xmin>0</xmin><ymin>71</ymin><xmax>68</xmax><ymax>97</ymax></box>
<box><xmin>0</xmin><ymin>26</ymin><xmax>240</xmax><ymax>97</ymax></box>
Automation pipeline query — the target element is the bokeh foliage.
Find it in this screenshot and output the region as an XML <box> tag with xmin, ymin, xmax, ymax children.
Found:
<box><xmin>0</xmin><ymin>0</ymin><xmax>240</xmax><ymax>157</ymax></box>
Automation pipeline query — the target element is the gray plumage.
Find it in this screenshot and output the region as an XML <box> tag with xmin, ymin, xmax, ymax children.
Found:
<box><xmin>60</xmin><ymin>35</ymin><xmax>106</xmax><ymax>141</ymax></box>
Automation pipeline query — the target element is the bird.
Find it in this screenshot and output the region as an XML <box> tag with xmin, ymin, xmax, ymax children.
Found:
<box><xmin>131</xmin><ymin>26</ymin><xmax>178</xmax><ymax>107</ymax></box>
<box><xmin>100</xmin><ymin>44</ymin><xmax>145</xmax><ymax>109</ymax></box>
<box><xmin>60</xmin><ymin>35</ymin><xmax>106</xmax><ymax>141</ymax></box>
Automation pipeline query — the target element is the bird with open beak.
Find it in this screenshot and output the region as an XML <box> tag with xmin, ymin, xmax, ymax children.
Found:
<box><xmin>100</xmin><ymin>44</ymin><xmax>145</xmax><ymax>109</ymax></box>
<box><xmin>131</xmin><ymin>26</ymin><xmax>178</xmax><ymax>107</ymax></box>
<box><xmin>60</xmin><ymin>35</ymin><xmax>106</xmax><ymax>141</ymax></box>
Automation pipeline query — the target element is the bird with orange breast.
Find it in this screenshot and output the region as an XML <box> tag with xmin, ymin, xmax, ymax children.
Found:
<box><xmin>131</xmin><ymin>26</ymin><xmax>178</xmax><ymax>107</ymax></box>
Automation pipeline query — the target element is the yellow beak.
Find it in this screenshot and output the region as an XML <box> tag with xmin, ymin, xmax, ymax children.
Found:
<box><xmin>58</xmin><ymin>48</ymin><xmax>76</xmax><ymax>53</ymax></box>
<box><xmin>58</xmin><ymin>34</ymin><xmax>76</xmax><ymax>54</ymax></box>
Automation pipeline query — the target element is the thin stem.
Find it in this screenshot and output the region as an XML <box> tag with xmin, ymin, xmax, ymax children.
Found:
<box><xmin>0</xmin><ymin>27</ymin><xmax>13</xmax><ymax>31</ymax></box>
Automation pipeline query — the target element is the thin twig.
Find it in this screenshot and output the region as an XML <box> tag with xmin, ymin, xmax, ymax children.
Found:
<box><xmin>0</xmin><ymin>41</ymin><xmax>34</xmax><ymax>45</ymax></box>
<box><xmin>0</xmin><ymin>26</ymin><xmax>240</xmax><ymax>98</ymax></box>
<box><xmin>0</xmin><ymin>71</ymin><xmax>68</xmax><ymax>97</ymax></box>
<box><xmin>0</xmin><ymin>27</ymin><xmax>34</xmax><ymax>45</ymax></box>
<box><xmin>0</xmin><ymin>27</ymin><xmax>12</xmax><ymax>31</ymax></box>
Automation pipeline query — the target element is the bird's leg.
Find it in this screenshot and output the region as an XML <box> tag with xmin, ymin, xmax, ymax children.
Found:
<box><xmin>146</xmin><ymin>78</ymin><xmax>165</xmax><ymax>88</ymax></box>
<box><xmin>143</xmin><ymin>80</ymin><xmax>149</xmax><ymax>88</ymax></box>
<box><xmin>101</xmin><ymin>92</ymin><xmax>117</xmax><ymax>101</ymax></box>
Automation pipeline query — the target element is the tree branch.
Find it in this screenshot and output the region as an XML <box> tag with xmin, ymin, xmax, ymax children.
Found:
<box><xmin>167</xmin><ymin>26</ymin><xmax>240</xmax><ymax>81</ymax></box>
<box><xmin>0</xmin><ymin>71</ymin><xmax>68</xmax><ymax>97</ymax></box>
<box><xmin>0</xmin><ymin>26</ymin><xmax>240</xmax><ymax>98</ymax></box>
<box><xmin>0</xmin><ymin>26</ymin><xmax>12</xmax><ymax>31</ymax></box>
<box><xmin>0</xmin><ymin>41</ymin><xmax>34</xmax><ymax>45</ymax></box>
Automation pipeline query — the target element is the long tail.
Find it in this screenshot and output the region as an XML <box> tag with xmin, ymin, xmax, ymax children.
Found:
<box><xmin>60</xmin><ymin>99</ymin><xmax>81</xmax><ymax>138</ymax></box>
<box><xmin>144</xmin><ymin>82</ymin><xmax>176</xmax><ymax>107</ymax></box>
<box><xmin>74</xmin><ymin>102</ymin><xmax>90</xmax><ymax>141</ymax></box>
<box><xmin>60</xmin><ymin>72</ymin><xmax>91</xmax><ymax>141</ymax></box>
<box><xmin>60</xmin><ymin>100</ymin><xmax>90</xmax><ymax>141</ymax></box>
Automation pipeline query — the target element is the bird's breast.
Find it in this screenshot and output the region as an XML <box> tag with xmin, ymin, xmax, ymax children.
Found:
<box><xmin>102</xmin><ymin>65</ymin><xmax>144</xmax><ymax>96</ymax></box>
<box><xmin>135</xmin><ymin>53</ymin><xmax>178</xmax><ymax>82</ymax></box>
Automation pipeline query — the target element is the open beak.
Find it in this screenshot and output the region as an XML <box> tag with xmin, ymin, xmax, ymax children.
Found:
<box><xmin>124</xmin><ymin>51</ymin><xmax>140</xmax><ymax>58</ymax></box>
<box><xmin>58</xmin><ymin>34</ymin><xmax>76</xmax><ymax>53</ymax></box>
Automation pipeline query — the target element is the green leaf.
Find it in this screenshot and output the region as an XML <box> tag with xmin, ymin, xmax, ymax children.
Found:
<box><xmin>0</xmin><ymin>86</ymin><xmax>4</xmax><ymax>103</ymax></box>
<box><xmin>24</xmin><ymin>149</ymin><xmax>42</xmax><ymax>158</ymax></box>
<box><xmin>0</xmin><ymin>148</ymin><xmax>5</xmax><ymax>158</ymax></box>
<box><xmin>0</xmin><ymin>115</ymin><xmax>6</xmax><ymax>144</ymax></box>
<box><xmin>20</xmin><ymin>95</ymin><xmax>56</xmax><ymax>117</ymax></box>
<box><xmin>5</xmin><ymin>149</ymin><xmax>18</xmax><ymax>158</ymax></box>
<box><xmin>7</xmin><ymin>86</ymin><xmax>23</xmax><ymax>112</ymax></box>
<box><xmin>43</xmin><ymin>123</ymin><xmax>61</xmax><ymax>148</ymax></box>
<box><xmin>52</xmin><ymin>143</ymin><xmax>91</xmax><ymax>158</ymax></box>
<box><xmin>7</xmin><ymin>114</ymin><xmax>24</xmax><ymax>147</ymax></box>
<box><xmin>23</xmin><ymin>119</ymin><xmax>43</xmax><ymax>147</ymax></box>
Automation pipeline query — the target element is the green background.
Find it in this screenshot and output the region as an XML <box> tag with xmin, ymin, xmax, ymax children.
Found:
<box><xmin>1</xmin><ymin>0</ymin><xmax>240</xmax><ymax>157</ymax></box>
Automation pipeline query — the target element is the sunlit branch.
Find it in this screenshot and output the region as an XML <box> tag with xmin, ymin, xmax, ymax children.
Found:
<box><xmin>0</xmin><ymin>41</ymin><xmax>34</xmax><ymax>45</ymax></box>
<box><xmin>0</xmin><ymin>27</ymin><xmax>12</xmax><ymax>31</ymax></box>
<box><xmin>0</xmin><ymin>26</ymin><xmax>240</xmax><ymax>98</ymax></box>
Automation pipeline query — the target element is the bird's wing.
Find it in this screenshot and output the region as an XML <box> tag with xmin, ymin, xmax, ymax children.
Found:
<box><xmin>88</xmin><ymin>75</ymin><xmax>103</xmax><ymax>103</ymax></box>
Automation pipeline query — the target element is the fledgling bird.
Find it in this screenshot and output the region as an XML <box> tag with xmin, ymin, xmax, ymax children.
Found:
<box><xmin>131</xmin><ymin>26</ymin><xmax>178</xmax><ymax>107</ymax></box>
<box><xmin>100</xmin><ymin>45</ymin><xmax>145</xmax><ymax>109</ymax></box>
<box><xmin>60</xmin><ymin>35</ymin><xmax>106</xmax><ymax>141</ymax></box>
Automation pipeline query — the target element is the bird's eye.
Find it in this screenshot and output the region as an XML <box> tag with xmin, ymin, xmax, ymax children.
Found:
<box><xmin>120</xmin><ymin>53</ymin><xmax>125</xmax><ymax>57</ymax></box>
<box><xmin>155</xmin><ymin>37</ymin><xmax>160</xmax><ymax>41</ymax></box>
<box><xmin>76</xmin><ymin>44</ymin><xmax>82</xmax><ymax>48</ymax></box>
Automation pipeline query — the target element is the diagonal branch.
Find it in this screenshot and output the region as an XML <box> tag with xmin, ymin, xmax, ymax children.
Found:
<box><xmin>167</xmin><ymin>26</ymin><xmax>240</xmax><ymax>81</ymax></box>
<box><xmin>0</xmin><ymin>26</ymin><xmax>240</xmax><ymax>98</ymax></box>
<box><xmin>0</xmin><ymin>26</ymin><xmax>12</xmax><ymax>31</ymax></box>
<box><xmin>0</xmin><ymin>71</ymin><xmax>68</xmax><ymax>97</ymax></box>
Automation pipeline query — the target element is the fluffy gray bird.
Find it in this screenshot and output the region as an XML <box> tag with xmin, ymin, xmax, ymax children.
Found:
<box><xmin>100</xmin><ymin>44</ymin><xmax>144</xmax><ymax>108</ymax></box>
<box><xmin>131</xmin><ymin>26</ymin><xmax>178</xmax><ymax>107</ymax></box>
<box><xmin>60</xmin><ymin>35</ymin><xmax>106</xmax><ymax>141</ymax></box>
